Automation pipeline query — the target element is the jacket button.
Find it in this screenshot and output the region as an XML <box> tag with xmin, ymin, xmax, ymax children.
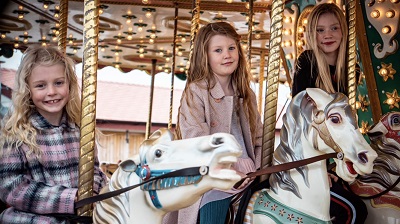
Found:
<box><xmin>210</xmin><ymin>121</ymin><xmax>217</xmax><ymax>127</ymax></box>
<box><xmin>214</xmin><ymin>98</ymin><xmax>221</xmax><ymax>103</ymax></box>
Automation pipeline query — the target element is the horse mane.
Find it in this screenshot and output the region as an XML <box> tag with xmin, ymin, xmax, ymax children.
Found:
<box><xmin>361</xmin><ymin>131</ymin><xmax>400</xmax><ymax>191</ymax></box>
<box><xmin>269</xmin><ymin>91</ymin><xmax>351</xmax><ymax>198</ymax></box>
<box><xmin>93</xmin><ymin>165</ymin><xmax>135</xmax><ymax>223</ymax></box>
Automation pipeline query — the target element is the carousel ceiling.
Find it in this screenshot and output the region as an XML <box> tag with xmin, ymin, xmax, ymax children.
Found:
<box><xmin>0</xmin><ymin>0</ymin><xmax>291</xmax><ymax>82</ymax></box>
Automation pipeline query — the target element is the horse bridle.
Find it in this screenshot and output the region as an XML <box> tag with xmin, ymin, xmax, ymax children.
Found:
<box><xmin>311</xmin><ymin>109</ymin><xmax>344</xmax><ymax>160</ymax></box>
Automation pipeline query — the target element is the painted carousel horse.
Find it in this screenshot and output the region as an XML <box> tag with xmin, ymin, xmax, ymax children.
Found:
<box><xmin>93</xmin><ymin>128</ymin><xmax>242</xmax><ymax>224</ymax></box>
<box><xmin>239</xmin><ymin>88</ymin><xmax>377</xmax><ymax>224</ymax></box>
<box><xmin>349</xmin><ymin>111</ymin><xmax>400</xmax><ymax>224</ymax></box>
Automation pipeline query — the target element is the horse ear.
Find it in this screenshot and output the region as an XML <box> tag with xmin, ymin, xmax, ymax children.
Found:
<box><xmin>119</xmin><ymin>159</ymin><xmax>137</xmax><ymax>172</ymax></box>
<box><xmin>148</xmin><ymin>128</ymin><xmax>174</xmax><ymax>143</ymax></box>
<box><xmin>306</xmin><ymin>88</ymin><xmax>334</xmax><ymax>111</ymax></box>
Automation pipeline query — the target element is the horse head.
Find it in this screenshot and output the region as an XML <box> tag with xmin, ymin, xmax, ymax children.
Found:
<box><xmin>305</xmin><ymin>88</ymin><xmax>377</xmax><ymax>182</ymax></box>
<box><xmin>121</xmin><ymin>128</ymin><xmax>242</xmax><ymax>211</ymax></box>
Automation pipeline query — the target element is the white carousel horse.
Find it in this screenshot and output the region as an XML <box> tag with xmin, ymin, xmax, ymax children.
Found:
<box><xmin>93</xmin><ymin>128</ymin><xmax>242</xmax><ymax>224</ymax></box>
<box><xmin>349</xmin><ymin>111</ymin><xmax>400</xmax><ymax>224</ymax></box>
<box><xmin>241</xmin><ymin>88</ymin><xmax>377</xmax><ymax>224</ymax></box>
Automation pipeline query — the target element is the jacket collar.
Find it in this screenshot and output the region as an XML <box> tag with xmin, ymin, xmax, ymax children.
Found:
<box><xmin>30</xmin><ymin>111</ymin><xmax>76</xmax><ymax>131</ymax></box>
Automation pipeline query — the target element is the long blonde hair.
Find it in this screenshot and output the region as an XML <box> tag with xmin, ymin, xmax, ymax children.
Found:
<box><xmin>0</xmin><ymin>45</ymin><xmax>81</xmax><ymax>155</ymax></box>
<box><xmin>306</xmin><ymin>3</ymin><xmax>348</xmax><ymax>93</ymax></box>
<box><xmin>176</xmin><ymin>22</ymin><xmax>258</xmax><ymax>145</ymax></box>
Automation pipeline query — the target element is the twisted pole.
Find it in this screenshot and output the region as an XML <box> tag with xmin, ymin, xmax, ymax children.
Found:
<box><xmin>187</xmin><ymin>0</ymin><xmax>201</xmax><ymax>72</ymax></box>
<box><xmin>258</xmin><ymin>51</ymin><xmax>265</xmax><ymax>112</ymax></box>
<box><xmin>57</xmin><ymin>0</ymin><xmax>68</xmax><ymax>53</ymax></box>
<box><xmin>261</xmin><ymin>0</ymin><xmax>284</xmax><ymax>182</ymax></box>
<box><xmin>346</xmin><ymin>0</ymin><xmax>357</xmax><ymax>110</ymax></box>
<box><xmin>247</xmin><ymin>0</ymin><xmax>254</xmax><ymax>65</ymax></box>
<box><xmin>169</xmin><ymin>4</ymin><xmax>178</xmax><ymax>130</ymax></box>
<box><xmin>77</xmin><ymin>0</ymin><xmax>100</xmax><ymax>217</ymax></box>
<box><xmin>145</xmin><ymin>59</ymin><xmax>157</xmax><ymax>139</ymax></box>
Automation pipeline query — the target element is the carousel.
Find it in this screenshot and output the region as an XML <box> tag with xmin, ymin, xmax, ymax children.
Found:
<box><xmin>0</xmin><ymin>0</ymin><xmax>399</xmax><ymax>223</ymax></box>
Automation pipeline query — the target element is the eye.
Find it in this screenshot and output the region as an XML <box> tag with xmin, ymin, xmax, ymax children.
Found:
<box><xmin>329</xmin><ymin>114</ymin><xmax>342</xmax><ymax>124</ymax></box>
<box><xmin>154</xmin><ymin>149</ymin><xmax>163</xmax><ymax>158</ymax></box>
<box><xmin>331</xmin><ymin>26</ymin><xmax>340</xmax><ymax>31</ymax></box>
<box><xmin>229</xmin><ymin>46</ymin><xmax>236</xmax><ymax>51</ymax></box>
<box><xmin>35</xmin><ymin>84</ymin><xmax>45</xmax><ymax>89</ymax></box>
<box><xmin>55</xmin><ymin>81</ymin><xmax>65</xmax><ymax>86</ymax></box>
<box><xmin>316</xmin><ymin>28</ymin><xmax>325</xmax><ymax>34</ymax></box>
<box><xmin>390</xmin><ymin>114</ymin><xmax>400</xmax><ymax>127</ymax></box>
<box><xmin>215</xmin><ymin>49</ymin><xmax>222</xmax><ymax>53</ymax></box>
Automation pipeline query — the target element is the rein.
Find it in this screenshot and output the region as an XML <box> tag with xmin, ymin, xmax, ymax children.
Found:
<box><xmin>234</xmin><ymin>152</ymin><xmax>339</xmax><ymax>188</ymax></box>
<box><xmin>75</xmin><ymin>165</ymin><xmax>208</xmax><ymax>209</ymax></box>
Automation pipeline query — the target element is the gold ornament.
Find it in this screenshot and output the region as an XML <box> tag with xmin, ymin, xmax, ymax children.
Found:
<box><xmin>359</xmin><ymin>120</ymin><xmax>370</xmax><ymax>135</ymax></box>
<box><xmin>356</xmin><ymin>95</ymin><xmax>370</xmax><ymax>112</ymax></box>
<box><xmin>383</xmin><ymin>89</ymin><xmax>400</xmax><ymax>109</ymax></box>
<box><xmin>378</xmin><ymin>62</ymin><xmax>396</xmax><ymax>82</ymax></box>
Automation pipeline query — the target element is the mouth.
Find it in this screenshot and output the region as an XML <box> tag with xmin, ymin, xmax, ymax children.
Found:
<box><xmin>44</xmin><ymin>99</ymin><xmax>61</xmax><ymax>104</ymax></box>
<box><xmin>222</xmin><ymin>62</ymin><xmax>233</xmax><ymax>66</ymax></box>
<box><xmin>345</xmin><ymin>161</ymin><xmax>357</xmax><ymax>175</ymax></box>
<box><xmin>210</xmin><ymin>154</ymin><xmax>239</xmax><ymax>178</ymax></box>
<box><xmin>322</xmin><ymin>41</ymin><xmax>335</xmax><ymax>46</ymax></box>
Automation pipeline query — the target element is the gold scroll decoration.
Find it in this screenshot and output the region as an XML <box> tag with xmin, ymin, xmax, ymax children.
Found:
<box><xmin>347</xmin><ymin>0</ymin><xmax>357</xmax><ymax>110</ymax></box>
<box><xmin>261</xmin><ymin>0</ymin><xmax>284</xmax><ymax>182</ymax></box>
<box><xmin>57</xmin><ymin>0</ymin><xmax>68</xmax><ymax>53</ymax></box>
<box><xmin>78</xmin><ymin>0</ymin><xmax>100</xmax><ymax>217</ymax></box>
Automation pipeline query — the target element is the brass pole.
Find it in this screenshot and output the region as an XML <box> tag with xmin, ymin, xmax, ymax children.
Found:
<box><xmin>258</xmin><ymin>51</ymin><xmax>265</xmax><ymax>113</ymax></box>
<box><xmin>77</xmin><ymin>0</ymin><xmax>100</xmax><ymax>217</ymax></box>
<box><xmin>58</xmin><ymin>0</ymin><xmax>68</xmax><ymax>53</ymax></box>
<box><xmin>261</xmin><ymin>0</ymin><xmax>284</xmax><ymax>182</ymax></box>
<box><xmin>145</xmin><ymin>59</ymin><xmax>157</xmax><ymax>139</ymax></box>
<box><xmin>346</xmin><ymin>0</ymin><xmax>357</xmax><ymax>110</ymax></box>
<box><xmin>247</xmin><ymin>0</ymin><xmax>254</xmax><ymax>64</ymax></box>
<box><xmin>187</xmin><ymin>0</ymin><xmax>201</xmax><ymax>72</ymax></box>
<box><xmin>169</xmin><ymin>4</ymin><xmax>179</xmax><ymax>130</ymax></box>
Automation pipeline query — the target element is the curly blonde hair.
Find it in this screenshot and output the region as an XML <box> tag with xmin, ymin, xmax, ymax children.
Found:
<box><xmin>0</xmin><ymin>45</ymin><xmax>81</xmax><ymax>155</ymax></box>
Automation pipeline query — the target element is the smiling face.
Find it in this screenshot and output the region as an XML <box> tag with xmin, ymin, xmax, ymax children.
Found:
<box><xmin>316</xmin><ymin>12</ymin><xmax>343</xmax><ymax>57</ymax></box>
<box><xmin>207</xmin><ymin>34</ymin><xmax>239</xmax><ymax>79</ymax></box>
<box><xmin>28</xmin><ymin>63</ymin><xmax>69</xmax><ymax>125</ymax></box>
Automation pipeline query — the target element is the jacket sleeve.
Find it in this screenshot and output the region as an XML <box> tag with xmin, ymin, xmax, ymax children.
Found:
<box><xmin>94</xmin><ymin>145</ymin><xmax>107</xmax><ymax>195</ymax></box>
<box><xmin>178</xmin><ymin>84</ymin><xmax>211</xmax><ymax>139</ymax></box>
<box><xmin>0</xmin><ymin>146</ymin><xmax>77</xmax><ymax>214</ymax></box>
<box><xmin>292</xmin><ymin>51</ymin><xmax>313</xmax><ymax>97</ymax></box>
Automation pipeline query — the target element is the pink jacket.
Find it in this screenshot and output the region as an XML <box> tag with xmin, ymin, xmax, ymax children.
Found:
<box><xmin>178</xmin><ymin>79</ymin><xmax>262</xmax><ymax>170</ymax></box>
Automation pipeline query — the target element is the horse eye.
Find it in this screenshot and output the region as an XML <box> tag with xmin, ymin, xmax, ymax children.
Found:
<box><xmin>330</xmin><ymin>115</ymin><xmax>341</xmax><ymax>124</ymax></box>
<box><xmin>155</xmin><ymin>149</ymin><xmax>163</xmax><ymax>158</ymax></box>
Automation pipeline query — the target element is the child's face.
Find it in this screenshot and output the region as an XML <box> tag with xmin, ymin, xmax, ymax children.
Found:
<box><xmin>316</xmin><ymin>13</ymin><xmax>343</xmax><ymax>55</ymax></box>
<box><xmin>28</xmin><ymin>64</ymin><xmax>70</xmax><ymax>125</ymax></box>
<box><xmin>207</xmin><ymin>34</ymin><xmax>239</xmax><ymax>78</ymax></box>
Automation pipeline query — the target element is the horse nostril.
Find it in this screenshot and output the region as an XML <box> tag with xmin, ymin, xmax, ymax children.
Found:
<box><xmin>358</xmin><ymin>152</ymin><xmax>368</xmax><ymax>164</ymax></box>
<box><xmin>212</xmin><ymin>137</ymin><xmax>224</xmax><ymax>145</ymax></box>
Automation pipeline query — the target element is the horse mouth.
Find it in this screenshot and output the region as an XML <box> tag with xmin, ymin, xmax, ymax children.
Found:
<box><xmin>346</xmin><ymin>161</ymin><xmax>357</xmax><ymax>175</ymax></box>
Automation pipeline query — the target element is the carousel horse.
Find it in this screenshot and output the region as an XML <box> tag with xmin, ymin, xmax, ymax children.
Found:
<box><xmin>93</xmin><ymin>128</ymin><xmax>243</xmax><ymax>224</ymax></box>
<box><xmin>239</xmin><ymin>88</ymin><xmax>377</xmax><ymax>224</ymax></box>
<box><xmin>349</xmin><ymin>111</ymin><xmax>400</xmax><ymax>224</ymax></box>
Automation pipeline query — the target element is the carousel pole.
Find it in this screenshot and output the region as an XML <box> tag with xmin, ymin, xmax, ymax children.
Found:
<box><xmin>168</xmin><ymin>4</ymin><xmax>179</xmax><ymax>130</ymax></box>
<box><xmin>247</xmin><ymin>0</ymin><xmax>254</xmax><ymax>64</ymax></box>
<box><xmin>57</xmin><ymin>0</ymin><xmax>68</xmax><ymax>53</ymax></box>
<box><xmin>346</xmin><ymin>0</ymin><xmax>357</xmax><ymax>110</ymax></box>
<box><xmin>258</xmin><ymin>51</ymin><xmax>265</xmax><ymax>113</ymax></box>
<box><xmin>145</xmin><ymin>59</ymin><xmax>157</xmax><ymax>139</ymax></box>
<box><xmin>187</xmin><ymin>0</ymin><xmax>201</xmax><ymax>71</ymax></box>
<box><xmin>260</xmin><ymin>0</ymin><xmax>284</xmax><ymax>182</ymax></box>
<box><xmin>77</xmin><ymin>0</ymin><xmax>100</xmax><ymax>217</ymax></box>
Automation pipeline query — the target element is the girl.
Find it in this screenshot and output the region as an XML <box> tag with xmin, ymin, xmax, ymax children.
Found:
<box><xmin>292</xmin><ymin>3</ymin><xmax>366</xmax><ymax>223</ymax></box>
<box><xmin>0</xmin><ymin>45</ymin><xmax>107</xmax><ymax>223</ymax></box>
<box><xmin>164</xmin><ymin>22</ymin><xmax>263</xmax><ymax>224</ymax></box>
<box><xmin>292</xmin><ymin>3</ymin><xmax>349</xmax><ymax>96</ymax></box>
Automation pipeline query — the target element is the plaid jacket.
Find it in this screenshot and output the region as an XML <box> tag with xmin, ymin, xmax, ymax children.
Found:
<box><xmin>0</xmin><ymin>112</ymin><xmax>107</xmax><ymax>224</ymax></box>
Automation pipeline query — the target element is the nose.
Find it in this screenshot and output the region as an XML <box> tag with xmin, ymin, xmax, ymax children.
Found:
<box><xmin>224</xmin><ymin>50</ymin><xmax>231</xmax><ymax>59</ymax></box>
<box><xmin>47</xmin><ymin>85</ymin><xmax>56</xmax><ymax>95</ymax></box>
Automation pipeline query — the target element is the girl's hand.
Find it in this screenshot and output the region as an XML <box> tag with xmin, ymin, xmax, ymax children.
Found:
<box><xmin>328</xmin><ymin>173</ymin><xmax>339</xmax><ymax>187</ymax></box>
